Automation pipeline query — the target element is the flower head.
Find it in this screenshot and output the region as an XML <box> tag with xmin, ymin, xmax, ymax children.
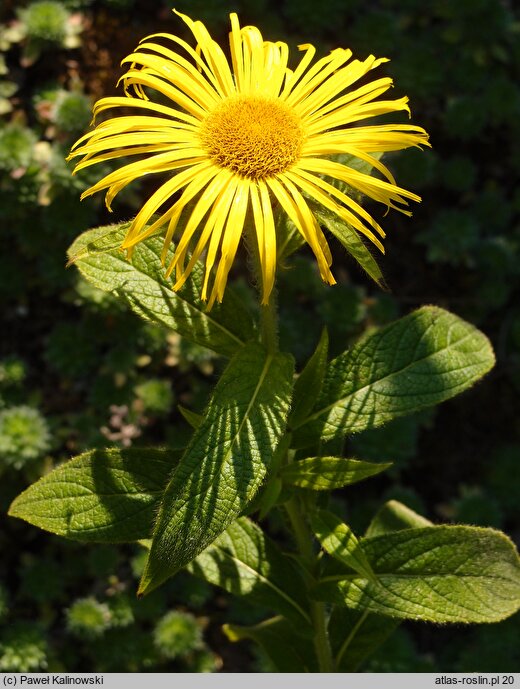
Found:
<box><xmin>68</xmin><ymin>11</ymin><xmax>429</xmax><ymax>306</ymax></box>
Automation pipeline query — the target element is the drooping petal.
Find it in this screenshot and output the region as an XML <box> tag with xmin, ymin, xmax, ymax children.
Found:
<box><xmin>250</xmin><ymin>180</ymin><xmax>277</xmax><ymax>304</ymax></box>
<box><xmin>209</xmin><ymin>179</ymin><xmax>250</xmax><ymax>307</ymax></box>
<box><xmin>267</xmin><ymin>176</ymin><xmax>335</xmax><ymax>285</ymax></box>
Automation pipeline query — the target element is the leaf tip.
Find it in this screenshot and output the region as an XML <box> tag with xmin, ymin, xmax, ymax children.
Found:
<box><xmin>7</xmin><ymin>493</ymin><xmax>25</xmax><ymax>520</ymax></box>
<box><xmin>222</xmin><ymin>624</ymin><xmax>240</xmax><ymax>642</ymax></box>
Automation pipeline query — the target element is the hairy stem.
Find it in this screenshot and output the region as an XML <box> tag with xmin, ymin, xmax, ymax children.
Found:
<box><xmin>285</xmin><ymin>497</ymin><xmax>334</xmax><ymax>672</ymax></box>
<box><xmin>246</xmin><ymin>224</ymin><xmax>331</xmax><ymax>670</ymax></box>
<box><xmin>244</xmin><ymin>224</ymin><xmax>279</xmax><ymax>354</ymax></box>
<box><xmin>260</xmin><ymin>294</ymin><xmax>279</xmax><ymax>354</ymax></box>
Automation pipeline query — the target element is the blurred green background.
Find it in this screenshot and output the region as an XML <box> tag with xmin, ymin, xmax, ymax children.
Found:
<box><xmin>1</xmin><ymin>0</ymin><xmax>519</xmax><ymax>672</ymax></box>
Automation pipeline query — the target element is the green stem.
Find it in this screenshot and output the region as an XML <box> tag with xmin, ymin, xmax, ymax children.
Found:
<box><xmin>244</xmin><ymin>224</ymin><xmax>279</xmax><ymax>353</ymax></box>
<box><xmin>245</xmin><ymin>219</ymin><xmax>331</xmax><ymax>670</ymax></box>
<box><xmin>285</xmin><ymin>497</ymin><xmax>334</xmax><ymax>673</ymax></box>
<box><xmin>260</xmin><ymin>294</ymin><xmax>279</xmax><ymax>354</ymax></box>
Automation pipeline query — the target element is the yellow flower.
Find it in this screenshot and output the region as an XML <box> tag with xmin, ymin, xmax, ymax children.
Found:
<box><xmin>68</xmin><ymin>11</ymin><xmax>429</xmax><ymax>307</ymax></box>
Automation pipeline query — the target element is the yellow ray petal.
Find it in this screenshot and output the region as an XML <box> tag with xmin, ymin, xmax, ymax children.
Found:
<box><xmin>92</xmin><ymin>96</ymin><xmax>200</xmax><ymax>128</ymax></box>
<box><xmin>299</xmin><ymin>156</ymin><xmax>421</xmax><ymax>205</ymax></box>
<box><xmin>306</xmin><ymin>97</ymin><xmax>411</xmax><ymax>133</ymax></box>
<box><xmin>300</xmin><ymin>143</ymin><xmax>397</xmax><ymax>187</ymax></box>
<box><xmin>267</xmin><ymin>176</ymin><xmax>334</xmax><ymax>284</ymax></box>
<box><xmin>285</xmin><ymin>49</ymin><xmax>352</xmax><ymax>107</ymax></box>
<box><xmin>263</xmin><ymin>41</ymin><xmax>290</xmax><ymax>97</ymax></box>
<box><xmin>280</xmin><ymin>43</ymin><xmax>316</xmax><ymax>98</ymax></box>
<box><xmin>71</xmin><ymin>144</ymin><xmax>183</xmax><ymax>173</ymax></box>
<box><xmin>304</xmin><ymin>77</ymin><xmax>393</xmax><ymax>126</ymax></box>
<box><xmin>175</xmin><ymin>173</ymin><xmax>236</xmax><ymax>291</ymax></box>
<box><xmin>118</xmin><ymin>69</ymin><xmax>208</xmax><ymax>120</ymax></box>
<box><xmin>174</xmin><ymin>11</ymin><xmax>236</xmax><ymax>97</ymax></box>
<box><xmin>167</xmin><ymin>168</ymin><xmax>232</xmax><ymax>278</ymax></box>
<box><xmin>80</xmin><ymin>149</ymin><xmax>206</xmax><ymax>203</ymax></box>
<box><xmin>71</xmin><ymin>133</ymin><xmax>199</xmax><ymax>160</ymax></box>
<box><xmin>210</xmin><ymin>179</ymin><xmax>250</xmax><ymax>306</ymax></box>
<box><xmin>229</xmin><ymin>13</ymin><xmax>245</xmax><ymax>91</ymax></box>
<box><xmin>121</xmin><ymin>161</ymin><xmax>215</xmax><ymax>247</ymax></box>
<box><xmin>121</xmin><ymin>52</ymin><xmax>220</xmax><ymax>111</ymax></box>
<box><xmin>296</xmin><ymin>56</ymin><xmax>388</xmax><ymax>119</ymax></box>
<box><xmin>285</xmin><ymin>168</ymin><xmax>386</xmax><ymax>250</ymax></box>
<box><xmin>134</xmin><ymin>40</ymin><xmax>223</xmax><ymax>100</ymax></box>
<box><xmin>156</xmin><ymin>165</ymin><xmax>224</xmax><ymax>268</ymax></box>
<box><xmin>250</xmin><ymin>180</ymin><xmax>277</xmax><ymax>304</ymax></box>
<box><xmin>143</xmin><ymin>31</ymin><xmax>231</xmax><ymax>98</ymax></box>
<box><xmin>202</xmin><ymin>180</ymin><xmax>239</xmax><ymax>302</ymax></box>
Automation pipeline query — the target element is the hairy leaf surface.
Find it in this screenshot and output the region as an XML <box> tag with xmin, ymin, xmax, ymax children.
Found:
<box><xmin>139</xmin><ymin>342</ymin><xmax>294</xmax><ymax>594</ymax></box>
<box><xmin>9</xmin><ymin>448</ymin><xmax>176</xmax><ymax>542</ymax></box>
<box><xmin>365</xmin><ymin>499</ymin><xmax>432</xmax><ymax>538</ymax></box>
<box><xmin>293</xmin><ymin>306</ymin><xmax>495</xmax><ymax>446</ymax></box>
<box><xmin>314</xmin><ymin>526</ymin><xmax>520</xmax><ymax>623</ymax></box>
<box><xmin>311</xmin><ymin>510</ymin><xmax>374</xmax><ymax>580</ymax></box>
<box><xmin>281</xmin><ymin>456</ymin><xmax>391</xmax><ymax>490</ymax></box>
<box><xmin>68</xmin><ymin>222</ymin><xmax>255</xmax><ymax>358</ymax></box>
<box><xmin>189</xmin><ymin>517</ymin><xmax>310</xmax><ymax>628</ymax></box>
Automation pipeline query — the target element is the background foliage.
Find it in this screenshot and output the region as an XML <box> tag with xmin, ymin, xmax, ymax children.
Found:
<box><xmin>1</xmin><ymin>0</ymin><xmax>519</xmax><ymax>672</ymax></box>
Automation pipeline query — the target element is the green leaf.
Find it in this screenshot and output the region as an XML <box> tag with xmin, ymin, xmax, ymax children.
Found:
<box><xmin>224</xmin><ymin>617</ymin><xmax>318</xmax><ymax>672</ymax></box>
<box><xmin>297</xmin><ymin>151</ymin><xmax>386</xmax><ymax>287</ymax></box>
<box><xmin>313</xmin><ymin>206</ymin><xmax>385</xmax><ymax>288</ymax></box>
<box><xmin>67</xmin><ymin>222</ymin><xmax>255</xmax><ymax>358</ymax></box>
<box><xmin>327</xmin><ymin>151</ymin><xmax>385</xmax><ymax>197</ymax></box>
<box><xmin>328</xmin><ymin>607</ymin><xmax>399</xmax><ymax>672</ymax></box>
<box><xmin>281</xmin><ymin>456</ymin><xmax>391</xmax><ymax>490</ymax></box>
<box><xmin>365</xmin><ymin>499</ymin><xmax>432</xmax><ymax>538</ymax></box>
<box><xmin>8</xmin><ymin>448</ymin><xmax>177</xmax><ymax>542</ymax></box>
<box><xmin>276</xmin><ymin>206</ymin><xmax>306</xmax><ymax>264</ymax></box>
<box><xmin>277</xmin><ymin>152</ymin><xmax>386</xmax><ymax>285</ymax></box>
<box><xmin>314</xmin><ymin>526</ymin><xmax>520</xmax><ymax>623</ymax></box>
<box><xmin>311</xmin><ymin>510</ymin><xmax>374</xmax><ymax>580</ymax></box>
<box><xmin>329</xmin><ymin>498</ymin><xmax>429</xmax><ymax>670</ymax></box>
<box><xmin>293</xmin><ymin>306</ymin><xmax>495</xmax><ymax>446</ymax></box>
<box><xmin>289</xmin><ymin>328</ymin><xmax>329</xmax><ymax>429</ymax></box>
<box><xmin>189</xmin><ymin>517</ymin><xmax>311</xmax><ymax>628</ymax></box>
<box><xmin>177</xmin><ymin>405</ymin><xmax>203</xmax><ymax>429</ymax></box>
<box><xmin>139</xmin><ymin>342</ymin><xmax>294</xmax><ymax>594</ymax></box>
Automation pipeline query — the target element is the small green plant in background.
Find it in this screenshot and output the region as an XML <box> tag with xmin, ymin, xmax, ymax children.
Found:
<box><xmin>7</xmin><ymin>9</ymin><xmax>519</xmax><ymax>673</ymax></box>
<box><xmin>0</xmin><ymin>406</ymin><xmax>50</xmax><ymax>470</ymax></box>
<box><xmin>153</xmin><ymin>611</ymin><xmax>203</xmax><ymax>660</ymax></box>
<box><xmin>66</xmin><ymin>598</ymin><xmax>112</xmax><ymax>640</ymax></box>
<box><xmin>0</xmin><ymin>622</ymin><xmax>48</xmax><ymax>672</ymax></box>
<box><xmin>11</xmin><ymin>1</ymin><xmax>84</xmax><ymax>65</ymax></box>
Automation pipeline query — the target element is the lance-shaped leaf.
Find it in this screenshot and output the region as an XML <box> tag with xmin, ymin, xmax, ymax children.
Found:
<box><xmin>293</xmin><ymin>306</ymin><xmax>495</xmax><ymax>446</ymax></box>
<box><xmin>178</xmin><ymin>405</ymin><xmax>203</xmax><ymax>429</ymax></box>
<box><xmin>189</xmin><ymin>517</ymin><xmax>311</xmax><ymax>628</ymax></box>
<box><xmin>289</xmin><ymin>328</ymin><xmax>329</xmax><ymax>429</ymax></box>
<box><xmin>8</xmin><ymin>448</ymin><xmax>177</xmax><ymax>542</ymax></box>
<box><xmin>281</xmin><ymin>456</ymin><xmax>391</xmax><ymax>490</ymax></box>
<box><xmin>313</xmin><ymin>526</ymin><xmax>520</xmax><ymax>623</ymax></box>
<box><xmin>311</xmin><ymin>510</ymin><xmax>374</xmax><ymax>580</ymax></box>
<box><xmin>224</xmin><ymin>617</ymin><xmax>318</xmax><ymax>672</ymax></box>
<box><xmin>139</xmin><ymin>342</ymin><xmax>294</xmax><ymax>595</ymax></box>
<box><xmin>68</xmin><ymin>222</ymin><xmax>255</xmax><ymax>358</ymax></box>
<box><xmin>365</xmin><ymin>499</ymin><xmax>432</xmax><ymax>538</ymax></box>
<box><xmin>313</xmin><ymin>206</ymin><xmax>385</xmax><ymax>288</ymax></box>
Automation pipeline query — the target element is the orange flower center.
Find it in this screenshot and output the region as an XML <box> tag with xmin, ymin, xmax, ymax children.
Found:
<box><xmin>200</xmin><ymin>96</ymin><xmax>304</xmax><ymax>179</ymax></box>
